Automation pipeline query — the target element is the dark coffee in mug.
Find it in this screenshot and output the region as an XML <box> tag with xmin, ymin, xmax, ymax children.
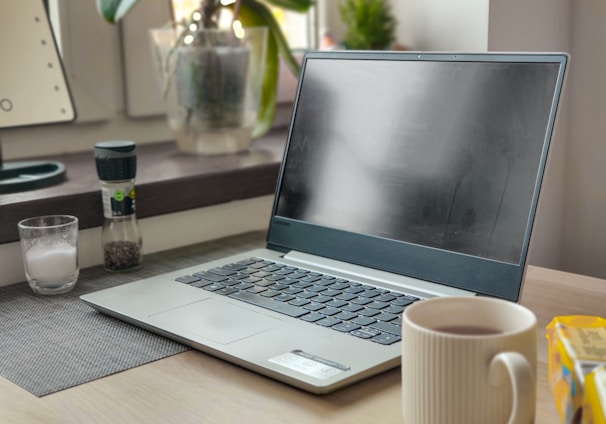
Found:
<box><xmin>432</xmin><ymin>325</ymin><xmax>502</xmax><ymax>335</ymax></box>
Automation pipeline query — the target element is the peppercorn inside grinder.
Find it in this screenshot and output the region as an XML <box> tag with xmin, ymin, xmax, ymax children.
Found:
<box><xmin>94</xmin><ymin>141</ymin><xmax>142</xmax><ymax>272</ymax></box>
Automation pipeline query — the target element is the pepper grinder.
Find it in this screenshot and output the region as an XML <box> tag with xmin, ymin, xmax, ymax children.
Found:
<box><xmin>94</xmin><ymin>141</ymin><xmax>142</xmax><ymax>272</ymax></box>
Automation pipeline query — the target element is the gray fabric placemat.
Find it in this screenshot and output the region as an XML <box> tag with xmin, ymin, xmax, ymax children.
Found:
<box><xmin>0</xmin><ymin>231</ymin><xmax>265</xmax><ymax>397</ymax></box>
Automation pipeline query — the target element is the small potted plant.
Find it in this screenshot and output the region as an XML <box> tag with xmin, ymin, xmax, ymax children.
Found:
<box><xmin>97</xmin><ymin>0</ymin><xmax>312</xmax><ymax>154</ymax></box>
<box><xmin>338</xmin><ymin>0</ymin><xmax>396</xmax><ymax>50</ymax></box>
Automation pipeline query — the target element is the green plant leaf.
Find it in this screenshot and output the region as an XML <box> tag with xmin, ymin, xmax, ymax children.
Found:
<box><xmin>238</xmin><ymin>0</ymin><xmax>312</xmax><ymax>136</ymax></box>
<box><xmin>237</xmin><ymin>1</ymin><xmax>281</xmax><ymax>138</ymax></box>
<box><xmin>264</xmin><ymin>0</ymin><xmax>314</xmax><ymax>13</ymax></box>
<box><xmin>96</xmin><ymin>0</ymin><xmax>139</xmax><ymax>23</ymax></box>
<box><xmin>242</xmin><ymin>0</ymin><xmax>302</xmax><ymax>77</ymax></box>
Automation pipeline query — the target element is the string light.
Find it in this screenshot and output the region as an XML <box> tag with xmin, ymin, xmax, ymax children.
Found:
<box><xmin>232</xmin><ymin>19</ymin><xmax>245</xmax><ymax>38</ymax></box>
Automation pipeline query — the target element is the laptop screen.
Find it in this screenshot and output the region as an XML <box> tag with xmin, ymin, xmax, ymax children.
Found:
<box><xmin>268</xmin><ymin>52</ymin><xmax>567</xmax><ymax>301</ymax></box>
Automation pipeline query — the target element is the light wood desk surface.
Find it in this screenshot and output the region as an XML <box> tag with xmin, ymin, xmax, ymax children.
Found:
<box><xmin>1</xmin><ymin>259</ymin><xmax>604</xmax><ymax>423</ymax></box>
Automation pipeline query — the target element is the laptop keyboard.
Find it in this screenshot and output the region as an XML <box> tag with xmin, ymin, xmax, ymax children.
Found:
<box><xmin>175</xmin><ymin>257</ymin><xmax>420</xmax><ymax>346</ymax></box>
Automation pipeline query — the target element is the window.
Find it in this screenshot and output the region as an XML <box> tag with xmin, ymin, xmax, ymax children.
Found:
<box><xmin>3</xmin><ymin>1</ymin><xmax>327</xmax><ymax>160</ymax></box>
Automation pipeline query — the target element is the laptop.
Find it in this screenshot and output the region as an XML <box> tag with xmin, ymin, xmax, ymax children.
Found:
<box><xmin>81</xmin><ymin>51</ymin><xmax>568</xmax><ymax>394</ymax></box>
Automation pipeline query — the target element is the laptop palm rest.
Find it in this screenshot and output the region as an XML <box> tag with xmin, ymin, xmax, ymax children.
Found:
<box><xmin>149</xmin><ymin>298</ymin><xmax>284</xmax><ymax>345</ymax></box>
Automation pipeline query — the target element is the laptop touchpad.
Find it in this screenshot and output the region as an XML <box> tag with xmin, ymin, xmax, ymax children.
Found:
<box><xmin>149</xmin><ymin>298</ymin><xmax>284</xmax><ymax>345</ymax></box>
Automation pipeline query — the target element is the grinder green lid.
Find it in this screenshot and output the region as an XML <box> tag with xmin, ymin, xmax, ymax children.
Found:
<box><xmin>94</xmin><ymin>141</ymin><xmax>136</xmax><ymax>181</ymax></box>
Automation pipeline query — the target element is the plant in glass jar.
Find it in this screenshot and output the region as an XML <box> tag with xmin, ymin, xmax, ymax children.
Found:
<box><xmin>97</xmin><ymin>0</ymin><xmax>312</xmax><ymax>154</ymax></box>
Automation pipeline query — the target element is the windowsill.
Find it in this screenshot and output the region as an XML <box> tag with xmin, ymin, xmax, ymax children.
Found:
<box><xmin>0</xmin><ymin>128</ymin><xmax>287</xmax><ymax>245</ymax></box>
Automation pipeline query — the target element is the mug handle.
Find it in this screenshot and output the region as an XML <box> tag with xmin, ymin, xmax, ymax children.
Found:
<box><xmin>489</xmin><ymin>352</ymin><xmax>536</xmax><ymax>424</ymax></box>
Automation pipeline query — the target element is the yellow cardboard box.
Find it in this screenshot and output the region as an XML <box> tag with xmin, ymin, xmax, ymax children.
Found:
<box><xmin>583</xmin><ymin>365</ymin><xmax>606</xmax><ymax>424</ymax></box>
<box><xmin>546</xmin><ymin>315</ymin><xmax>606</xmax><ymax>423</ymax></box>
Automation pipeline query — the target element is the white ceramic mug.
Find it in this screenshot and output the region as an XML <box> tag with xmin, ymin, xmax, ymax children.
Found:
<box><xmin>401</xmin><ymin>296</ymin><xmax>537</xmax><ymax>424</ymax></box>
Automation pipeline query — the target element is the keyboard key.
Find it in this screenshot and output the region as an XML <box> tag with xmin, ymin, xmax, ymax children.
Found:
<box><xmin>209</xmin><ymin>267</ymin><xmax>236</xmax><ymax>276</ymax></box>
<box><xmin>297</xmin><ymin>291</ymin><xmax>318</xmax><ymax>299</ymax></box>
<box><xmin>261</xmin><ymin>265</ymin><xmax>282</xmax><ymax>273</ymax></box>
<box><xmin>384</xmin><ymin>305</ymin><xmax>404</xmax><ymax>315</ymax></box>
<box><xmin>303</xmin><ymin>303</ymin><xmax>325</xmax><ymax>312</ymax></box>
<box><xmin>334</xmin><ymin>311</ymin><xmax>357</xmax><ymax>321</ymax></box>
<box><xmin>371</xmin><ymin>333</ymin><xmax>401</xmax><ymax>345</ymax></box>
<box><xmin>358</xmin><ymin>308</ymin><xmax>381</xmax><ymax>317</ymax></box>
<box><xmin>313</xmin><ymin>295</ymin><xmax>333</xmax><ymax>303</ymax></box>
<box><xmin>375</xmin><ymin>294</ymin><xmax>397</xmax><ymax>303</ymax></box>
<box><xmin>255</xmin><ymin>279</ymin><xmax>276</xmax><ymax>287</ymax></box>
<box><xmin>260</xmin><ymin>290</ymin><xmax>281</xmax><ymax>298</ymax></box>
<box><xmin>352</xmin><ymin>316</ymin><xmax>377</xmax><ymax>326</ymax></box>
<box><xmin>247</xmin><ymin>286</ymin><xmax>267</xmax><ymax>294</ymax></box>
<box><xmin>274</xmin><ymin>294</ymin><xmax>296</xmax><ymax>302</ymax></box>
<box><xmin>223</xmin><ymin>263</ymin><xmax>249</xmax><ymax>271</ymax></box>
<box><xmin>301</xmin><ymin>275</ymin><xmax>321</xmax><ymax>283</ymax></box>
<box><xmin>293</xmin><ymin>281</ymin><xmax>314</xmax><ymax>289</ymax></box>
<box><xmin>375</xmin><ymin>312</ymin><xmax>399</xmax><ymax>322</ymax></box>
<box><xmin>351</xmin><ymin>297</ymin><xmax>373</xmax><ymax>306</ymax></box>
<box><xmin>265</xmin><ymin>275</ymin><xmax>285</xmax><ymax>281</ymax></box>
<box><xmin>369</xmin><ymin>321</ymin><xmax>401</xmax><ymax>336</ymax></box>
<box><xmin>194</xmin><ymin>272</ymin><xmax>229</xmax><ymax>283</ymax></box>
<box><xmin>345</xmin><ymin>286</ymin><xmax>367</xmax><ymax>294</ymax></box>
<box><xmin>361</xmin><ymin>289</ymin><xmax>383</xmax><ymax>298</ymax></box>
<box><xmin>332</xmin><ymin>322</ymin><xmax>361</xmax><ymax>333</ymax></box>
<box><xmin>175</xmin><ymin>275</ymin><xmax>200</xmax><ymax>284</ymax></box>
<box><xmin>216</xmin><ymin>287</ymin><xmax>239</xmax><ymax>296</ymax></box>
<box><xmin>392</xmin><ymin>298</ymin><xmax>415</xmax><ymax>307</ymax></box>
<box><xmin>203</xmin><ymin>283</ymin><xmax>225</xmax><ymax>292</ymax></box>
<box><xmin>321</xmin><ymin>288</ymin><xmax>342</xmax><ymax>297</ymax></box>
<box><xmin>366</xmin><ymin>301</ymin><xmax>389</xmax><ymax>310</ymax></box>
<box><xmin>300</xmin><ymin>312</ymin><xmax>324</xmax><ymax>322</ymax></box>
<box><xmin>229</xmin><ymin>291</ymin><xmax>308</xmax><ymax>318</ymax></box>
<box><xmin>235</xmin><ymin>259</ymin><xmax>257</xmax><ymax>266</ymax></box>
<box><xmin>239</xmin><ymin>276</ymin><xmax>262</xmax><ymax>284</ymax></box>
<box><xmin>331</xmin><ymin>282</ymin><xmax>351</xmax><ymax>290</ymax></box>
<box><xmin>289</xmin><ymin>298</ymin><xmax>310</xmax><ymax>307</ymax></box>
<box><xmin>317</xmin><ymin>317</ymin><xmax>341</xmax><ymax>327</ymax></box>
<box><xmin>342</xmin><ymin>304</ymin><xmax>365</xmax><ymax>313</ymax></box>
<box><xmin>318</xmin><ymin>307</ymin><xmax>341</xmax><ymax>316</ymax></box>
<box><xmin>335</xmin><ymin>292</ymin><xmax>357</xmax><ymax>301</ymax></box>
<box><xmin>323</xmin><ymin>299</ymin><xmax>348</xmax><ymax>309</ymax></box>
<box><xmin>351</xmin><ymin>328</ymin><xmax>380</xmax><ymax>339</ymax></box>
<box><xmin>307</xmin><ymin>285</ymin><xmax>328</xmax><ymax>293</ymax></box>
<box><xmin>249</xmin><ymin>262</ymin><xmax>271</xmax><ymax>269</ymax></box>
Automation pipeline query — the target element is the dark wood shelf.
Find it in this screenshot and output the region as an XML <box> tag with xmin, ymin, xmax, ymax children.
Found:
<box><xmin>0</xmin><ymin>129</ymin><xmax>286</xmax><ymax>244</ymax></box>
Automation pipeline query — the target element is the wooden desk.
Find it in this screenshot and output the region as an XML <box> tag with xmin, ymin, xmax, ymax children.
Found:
<box><xmin>1</xmin><ymin>253</ymin><xmax>604</xmax><ymax>422</ymax></box>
